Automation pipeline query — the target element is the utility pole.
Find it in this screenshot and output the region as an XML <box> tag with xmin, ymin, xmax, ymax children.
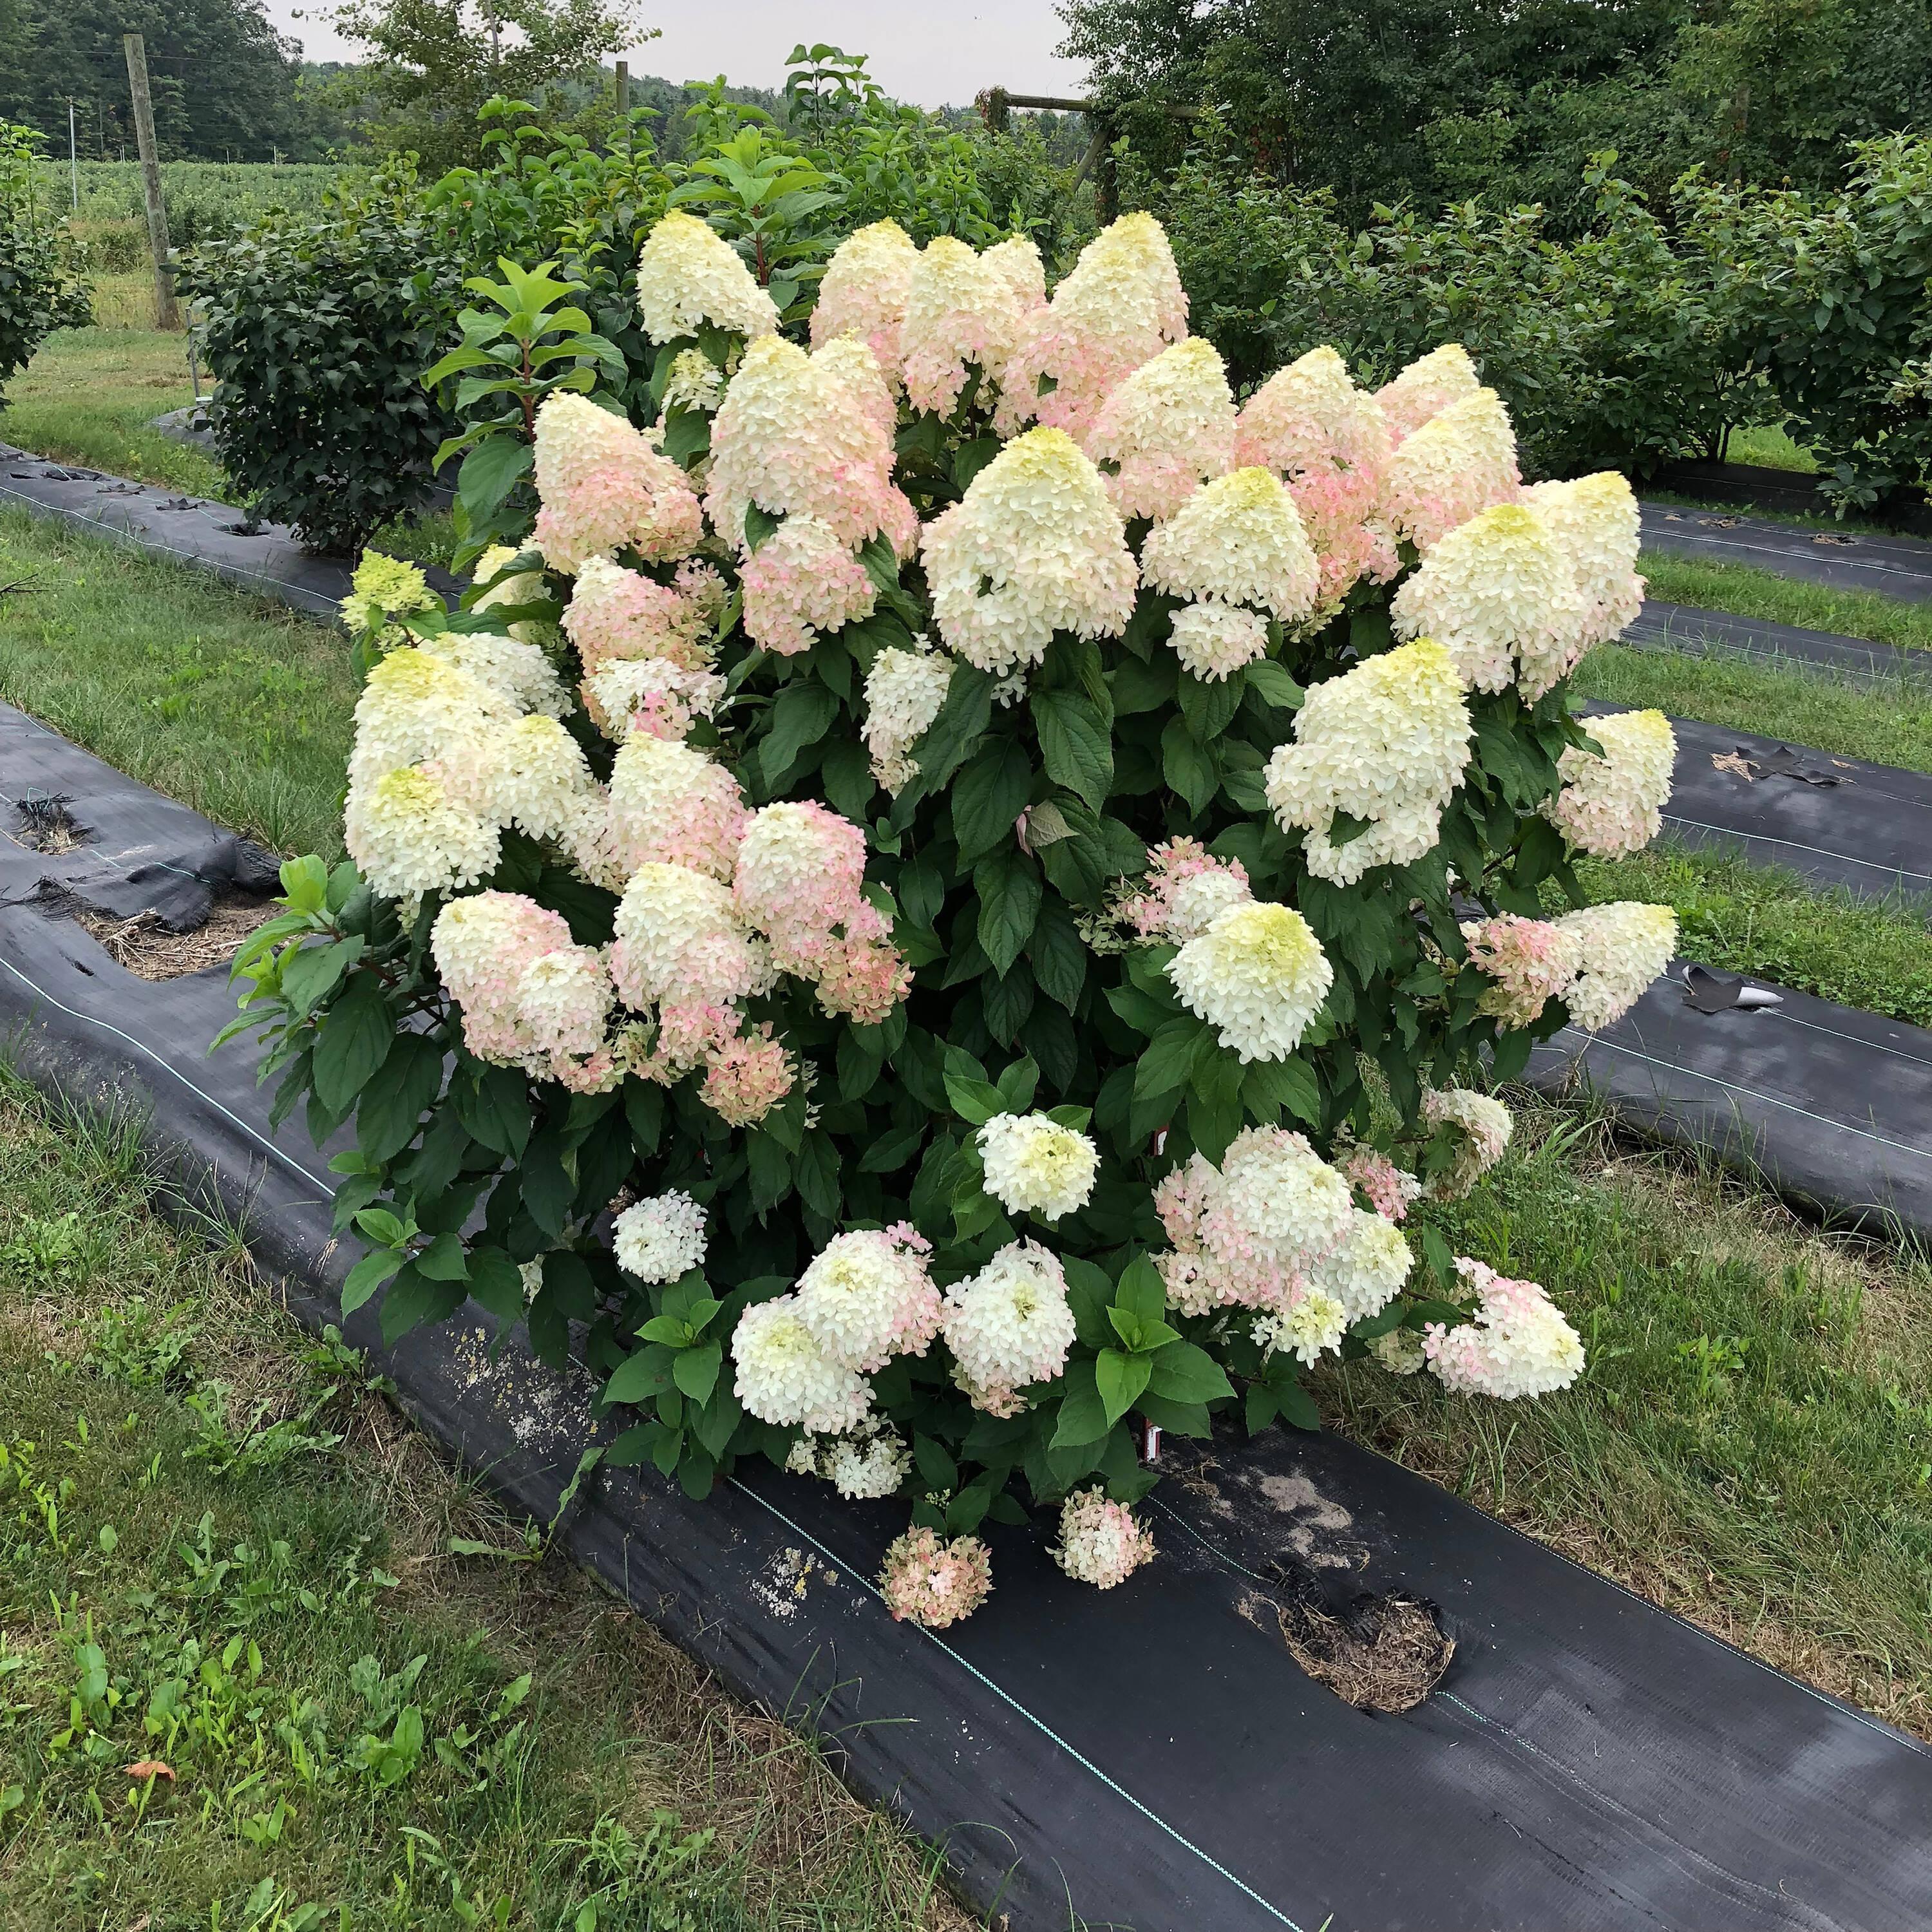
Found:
<box><xmin>66</xmin><ymin>100</ymin><xmax>79</xmax><ymax>211</ymax></box>
<box><xmin>122</xmin><ymin>34</ymin><xmax>178</xmax><ymax>330</ymax></box>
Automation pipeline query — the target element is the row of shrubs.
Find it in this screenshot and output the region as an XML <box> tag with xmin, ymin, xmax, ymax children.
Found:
<box><xmin>159</xmin><ymin>91</ymin><xmax>1932</xmax><ymax>549</ymax></box>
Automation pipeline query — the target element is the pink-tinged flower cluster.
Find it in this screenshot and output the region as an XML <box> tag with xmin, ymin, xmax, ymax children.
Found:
<box><xmin>733</xmin><ymin>802</ymin><xmax>909</xmax><ymax>1021</ymax></box>
<box><xmin>1084</xmin><ymin>337</ymin><xmax>1237</xmax><ymax>523</ymax></box>
<box><xmin>1544</xmin><ymin>710</ymin><xmax>1676</xmax><ymax>858</ymax></box>
<box><xmin>562</xmin><ymin>554</ymin><xmax>714</xmax><ymax>677</ymax></box>
<box><xmin>583</xmin><ymin>655</ymin><xmax>725</xmax><ymax>744</ymax></box>
<box><xmin>603</xmin><ymin>735</ymin><xmax>749</xmax><ymax>882</ymax></box>
<box><xmin>739</xmin><ymin>515</ymin><xmax>877</xmax><ymax>656</ymax></box>
<box><xmin>1235</xmin><ymin>346</ymin><xmax>1397</xmax><ymax>603</ymax></box>
<box><xmin>701</xmin><ymin>1025</ymin><xmax>795</xmax><ymax>1126</ymax></box>
<box><xmin>1053</xmin><ymin>1488</ymin><xmax>1156</xmax><ymax>1590</ymax></box>
<box><xmin>1118</xmin><ymin>837</ymin><xmax>1252</xmax><ymax>943</ymax></box>
<box><xmin>1424</xmin><ymin>1258</ymin><xmax>1584</xmax><ymax>1399</ymax></box>
<box><xmin>431</xmin><ymin>891</ymin><xmax>619</xmax><ymax>1091</ymax></box>
<box><xmin>1383</xmin><ymin>387</ymin><xmax>1520</xmax><ymax>553</ymax></box>
<box><xmin>1462</xmin><ymin>913</ymin><xmax>1584</xmax><ymax>1027</ymax></box>
<box><xmin>531</xmin><ymin>392</ymin><xmax>703</xmax><ymax>574</ymax></box>
<box><xmin>942</xmin><ymin>1240</ymin><xmax>1078</xmax><ymax>1416</ymax></box>
<box><xmin>1153</xmin><ymin>1126</ymin><xmax>1356</xmax><ymax>1315</ymax></box>
<box><xmin>898</xmin><ymin>234</ymin><xmax>1041</xmax><ymax>419</ymax></box>
<box><xmin>611</xmin><ymin>864</ymin><xmax>771</xmax><ymax>1014</ymax></box>
<box><xmin>1375</xmin><ymin>343</ymin><xmax>1482</xmax><ymax>443</ymax></box>
<box><xmin>998</xmin><ymin>212</ymin><xmax>1188</xmax><ymax>443</ymax></box>
<box><xmin>1421</xmin><ymin>1087</ymin><xmax>1513</xmax><ymax>1198</ymax></box>
<box><xmin>811</xmin><ymin>219</ymin><xmax>919</xmax><ymax>379</ymax></box>
<box><xmin>794</xmin><ymin>1225</ymin><xmax>943</xmax><ymax>1373</ymax></box>
<box><xmin>878</xmin><ymin>1527</ymin><xmax>993</xmax><ymax>1628</ymax></box>
<box><xmin>1339</xmin><ymin>1145</ymin><xmax>1421</xmax><ymax>1224</ymax></box>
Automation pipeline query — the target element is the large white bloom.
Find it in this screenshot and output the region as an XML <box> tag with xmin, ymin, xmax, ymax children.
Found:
<box><xmin>612</xmin><ymin>1191</ymin><xmax>707</xmax><ymax>1283</ymax></box>
<box><xmin>793</xmin><ymin>1227</ymin><xmax>943</xmax><ymax>1373</ymax></box>
<box><xmin>1376</xmin><ymin>343</ymin><xmax>1482</xmax><ymax>442</ymax></box>
<box><xmin>1307</xmin><ymin>1211</ymin><xmax>1413</xmax><ymax>1321</ymax></box>
<box><xmin>530</xmin><ymin>391</ymin><xmax>703</xmax><ymax>573</ymax></box>
<box><xmin>1168</xmin><ymin>900</ymin><xmax>1332</xmax><ymax>1063</ymax></box>
<box><xmin>1383</xmin><ymin>387</ymin><xmax>1520</xmax><ymax>553</ymax></box>
<box><xmin>978</xmin><ymin>1113</ymin><xmax>1100</xmax><ymax>1220</ymax></box>
<box><xmin>1544</xmin><ymin>710</ymin><xmax>1676</xmax><ymax>857</ymax></box>
<box><xmin>921</xmin><ymin>427</ymin><xmax>1137</xmax><ymax>676</ymax></box>
<box><xmin>348</xmin><ymin>646</ymin><xmax>515</xmax><ymax>794</ymax></box>
<box><xmin>1139</xmin><ymin>466</ymin><xmax>1319</xmax><ymax>620</ymax></box>
<box><xmin>1555</xmin><ymin>902</ymin><xmax>1677</xmax><ymax>1031</ymax></box>
<box><xmin>941</xmin><ymin>1240</ymin><xmax>1077</xmax><ymax>1414</ymax></box>
<box><xmin>1263</xmin><ymin>639</ymin><xmax>1473</xmax><ymax>884</ymax></box>
<box><xmin>611</xmin><ymin>862</ymin><xmax>769</xmax><ymax>1011</ymax></box>
<box><xmin>1520</xmin><ymin>472</ymin><xmax>1645</xmax><ymax>651</ymax></box>
<box><xmin>344</xmin><ymin>767</ymin><xmax>498</xmax><ymax>900</ymax></box>
<box><xmin>635</xmin><ymin>210</ymin><xmax>780</xmax><ymax>343</ymax></box>
<box><xmin>899</xmin><ymin>234</ymin><xmax>1033</xmax><ymax>418</ymax></box>
<box><xmin>605</xmin><ymin>734</ymin><xmax>748</xmax><ymax>882</ymax></box>
<box><xmin>1084</xmin><ymin>337</ymin><xmax>1238</xmax><ymax>523</ymax></box>
<box><xmin>1425</xmin><ymin>1258</ymin><xmax>1584</xmax><ymax>1399</ymax></box>
<box><xmin>731</xmin><ymin>1293</ymin><xmax>873</xmax><ymax>1434</ymax></box>
<box><xmin>811</xmin><ymin>218</ymin><xmax>918</xmax><ymax>379</ymax></box>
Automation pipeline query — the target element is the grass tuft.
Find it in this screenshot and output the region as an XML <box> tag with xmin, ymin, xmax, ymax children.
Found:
<box><xmin>1639</xmin><ymin>553</ymin><xmax>1932</xmax><ymax>654</ymax></box>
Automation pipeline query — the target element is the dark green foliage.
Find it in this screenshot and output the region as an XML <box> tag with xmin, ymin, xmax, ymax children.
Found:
<box><xmin>0</xmin><ymin>122</ymin><xmax>91</xmax><ymax>401</ymax></box>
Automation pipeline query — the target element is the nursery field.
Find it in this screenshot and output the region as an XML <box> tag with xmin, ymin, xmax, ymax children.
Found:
<box><xmin>0</xmin><ymin>1065</ymin><xmax>963</xmax><ymax>1931</ymax></box>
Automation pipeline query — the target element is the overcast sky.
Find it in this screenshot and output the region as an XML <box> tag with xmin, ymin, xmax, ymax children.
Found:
<box><xmin>265</xmin><ymin>2</ymin><xmax>1089</xmax><ymax>110</ymax></box>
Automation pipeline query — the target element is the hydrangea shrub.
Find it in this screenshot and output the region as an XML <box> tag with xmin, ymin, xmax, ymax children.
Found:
<box><xmin>229</xmin><ymin>213</ymin><xmax>1680</xmax><ymax>1625</ymax></box>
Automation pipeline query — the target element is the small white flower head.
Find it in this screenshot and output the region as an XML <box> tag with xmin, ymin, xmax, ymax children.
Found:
<box><xmin>1168</xmin><ymin>900</ymin><xmax>1333</xmax><ymax>1063</ymax></box>
<box><xmin>1421</xmin><ymin>1088</ymin><xmax>1513</xmax><ymax>1198</ymax></box>
<box><xmin>1252</xmin><ymin>1287</ymin><xmax>1349</xmax><ymax>1366</ymax></box>
<box><xmin>1167</xmin><ymin>602</ymin><xmax>1271</xmax><ymax>682</ymax></box>
<box><xmin>606</xmin><ymin>734</ymin><xmax>749</xmax><ymax>882</ymax></box>
<box><xmin>1520</xmin><ymin>471</ymin><xmax>1643</xmax><ymax>651</ymax></box>
<box><xmin>1425</xmin><ymin>1257</ymin><xmax>1584</xmax><ymax>1399</ymax></box>
<box><xmin>612</xmin><ymin>1191</ymin><xmax>707</xmax><ymax>1283</ymax></box>
<box><xmin>879</xmin><ymin>1526</ymin><xmax>993</xmax><ymax>1627</ymax></box>
<box><xmin>341</xmin><ymin>549</ymin><xmax>436</xmax><ymax>644</ymax></box>
<box><xmin>422</xmin><ymin>628</ymin><xmax>567</xmax><ymax>718</ymax></box>
<box><xmin>730</xmin><ymin>1293</ymin><xmax>873</xmax><ymax>1434</ymax></box>
<box><xmin>1544</xmin><ymin>710</ymin><xmax>1676</xmax><ymax>857</ymax></box>
<box><xmin>921</xmin><ymin>426</ymin><xmax>1137</xmax><ymax>676</ymax></box>
<box><xmin>981</xmin><ymin>232</ymin><xmax>1048</xmax><ymax>315</ymax></box>
<box><xmin>636</xmin><ymin>209</ymin><xmax>781</xmax><ymax>343</ymax></box>
<box><xmin>662</xmin><ymin>346</ymin><xmax>726</xmax><ymax>414</ymax></box>
<box><xmin>531</xmin><ymin>391</ymin><xmax>703</xmax><ymax>573</ymax></box>
<box><xmin>791</xmin><ymin>1417</ymin><xmax>914</xmax><ymax>1499</ymax></box>
<box><xmin>1555</xmin><ymin>901</ymin><xmax>1677</xmax><ymax>1030</ymax></box>
<box><xmin>942</xmin><ymin>1240</ymin><xmax>1078</xmax><ymax>1414</ymax></box>
<box><xmin>344</xmin><ymin>766</ymin><xmax>498</xmax><ymax>901</ymax></box>
<box><xmin>1084</xmin><ymin>337</ymin><xmax>1238</xmax><ymax>524</ymax></box>
<box><xmin>585</xmin><ymin>655</ymin><xmax>726</xmax><ymax>744</ymax></box>
<box><xmin>978</xmin><ymin>1113</ymin><xmax>1100</xmax><ymax>1220</ymax></box>
<box><xmin>1139</xmin><ymin>465</ymin><xmax>1320</xmax><ymax>623</ymax></box>
<box><xmin>1118</xmin><ymin>838</ymin><xmax>1253</xmax><ymax>944</ymax></box>
<box><xmin>998</xmin><ymin>211</ymin><xmax>1188</xmax><ymax>442</ymax></box>
<box><xmin>468</xmin><ymin>545</ymin><xmax>551</xmax><ymax>647</ymax></box>
<box><xmin>1053</xmin><ymin>1488</ymin><xmax>1157</xmax><ymax>1589</ymax></box>
<box><xmin>1263</xmin><ymin>638</ymin><xmax>1473</xmax><ymax>886</ymax></box>
<box><xmin>432</xmin><ymin>890</ymin><xmax>574</xmax><ymax>1067</ymax></box>
<box><xmin>348</xmin><ymin>645</ymin><xmax>516</xmax><ymax>794</ymax></box>
<box><xmin>1376</xmin><ymin>343</ymin><xmax>1482</xmax><ymax>442</ymax></box>
<box><xmin>862</xmin><ymin>637</ymin><xmax>954</xmax><ymax>794</ymax></box>
<box><xmin>898</xmin><ymin>233</ymin><xmax>1033</xmax><ymax>417</ymax></box>
<box><xmin>794</xmin><ymin>1226</ymin><xmax>943</xmax><ymax>1373</ymax></box>
<box><xmin>1309</xmin><ymin>1211</ymin><xmax>1413</xmax><ymax>1320</ymax></box>
<box><xmin>513</xmin><ymin>945</ymin><xmax>614</xmax><ymax>1081</ymax></box>
<box><xmin>1372</xmin><ymin>1326</ymin><xmax>1428</xmax><ymax>1375</ymax></box>
<box><xmin>469</xmin><ymin>714</ymin><xmax>595</xmax><ymax>845</ymax></box>
<box><xmin>811</xmin><ymin>218</ymin><xmax>918</xmax><ymax>379</ymax></box>
<box><xmin>1383</xmin><ymin>386</ymin><xmax>1520</xmax><ymax>553</ymax></box>
<box><xmin>1390</xmin><ymin>502</ymin><xmax>1587</xmax><ymax>699</ymax></box>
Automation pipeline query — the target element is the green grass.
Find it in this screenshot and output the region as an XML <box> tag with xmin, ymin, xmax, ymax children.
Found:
<box><xmin>2</xmin><ymin>328</ymin><xmax>225</xmax><ymax>497</ymax></box>
<box><xmin>1576</xmin><ymin>643</ymin><xmax>1932</xmax><ymax>778</ymax></box>
<box><xmin>1639</xmin><ymin>553</ymin><xmax>1932</xmax><ymax>653</ymax></box>
<box><xmin>1724</xmin><ymin>423</ymin><xmax>1819</xmax><ymax>473</ymax></box>
<box><xmin>1321</xmin><ymin>1099</ymin><xmax>1932</xmax><ymax>1739</ymax></box>
<box><xmin>1573</xmin><ymin>841</ymin><xmax>1932</xmax><ymax>1027</ymax></box>
<box><xmin>0</xmin><ymin>1066</ymin><xmax>971</xmax><ymax>1932</ymax></box>
<box><xmin>0</xmin><ymin>509</ymin><xmax>356</xmax><ymax>856</ymax></box>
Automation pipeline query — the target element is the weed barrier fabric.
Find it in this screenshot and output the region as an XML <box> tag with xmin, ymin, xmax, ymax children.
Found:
<box><xmin>0</xmin><ymin>444</ymin><xmax>460</xmax><ymax>618</ymax></box>
<box><xmin>1580</xmin><ymin>704</ymin><xmax>1932</xmax><ymax>902</ymax></box>
<box><xmin>1639</xmin><ymin>502</ymin><xmax>1932</xmax><ymax>601</ymax></box>
<box><xmin>1621</xmin><ymin>600</ymin><xmax>1932</xmax><ymax>687</ymax></box>
<box><xmin>6</xmin><ymin>714</ymin><xmax>1932</xmax><ymax>1929</ymax></box>
<box><xmin>1647</xmin><ymin>462</ymin><xmax>1932</xmax><ymax>536</ymax></box>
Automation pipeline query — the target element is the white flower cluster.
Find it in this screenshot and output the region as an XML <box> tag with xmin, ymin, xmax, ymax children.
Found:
<box><xmin>1375</xmin><ymin>343</ymin><xmax>1481</xmax><ymax>442</ymax></box>
<box><xmin>730</xmin><ymin>1295</ymin><xmax>874</xmax><ymax>1434</ymax></box>
<box><xmin>1052</xmin><ymin>1488</ymin><xmax>1157</xmax><ymax>1589</ymax></box>
<box><xmin>786</xmin><ymin>1417</ymin><xmax>914</xmax><ymax>1499</ymax></box>
<box><xmin>1084</xmin><ymin>337</ymin><xmax>1238</xmax><ymax>524</ymax></box>
<box><xmin>1521</xmin><ymin>473</ymin><xmax>1644</xmax><ymax>649</ymax></box>
<box><xmin>635</xmin><ymin>209</ymin><xmax>781</xmax><ymax>344</ymax></box>
<box><xmin>662</xmin><ymin>347</ymin><xmax>726</xmax><ymax>415</ymax></box>
<box><xmin>810</xmin><ymin>218</ymin><xmax>917</xmax><ymax>375</ymax></box>
<box><xmin>1168</xmin><ymin>900</ymin><xmax>1333</xmax><ymax>1063</ymax></box>
<box><xmin>530</xmin><ymin>392</ymin><xmax>704</xmax><ymax>574</ymax></box>
<box><xmin>1544</xmin><ymin>710</ymin><xmax>1676</xmax><ymax>857</ymax></box>
<box><xmin>1557</xmin><ymin>901</ymin><xmax>1678</xmax><ymax>1030</ymax></box>
<box><xmin>1252</xmin><ymin>1290</ymin><xmax>1349</xmax><ymax>1366</ymax></box>
<box><xmin>922</xmin><ymin>427</ymin><xmax>1137</xmax><ymax>676</ymax></box>
<box><xmin>612</xmin><ymin>1190</ymin><xmax>708</xmax><ymax>1283</ymax></box>
<box><xmin>1264</xmin><ymin>639</ymin><xmax>1473</xmax><ymax>884</ymax></box>
<box><xmin>1383</xmin><ymin>387</ymin><xmax>1520</xmax><ymax>553</ymax></box>
<box><xmin>978</xmin><ymin>1112</ymin><xmax>1100</xmax><ymax>1220</ymax></box>
<box><xmin>941</xmin><ymin>1240</ymin><xmax>1079</xmax><ymax>1415</ymax></box>
<box><xmin>1425</xmin><ymin>1258</ymin><xmax>1585</xmax><ymax>1399</ymax></box>
<box><xmin>1421</xmin><ymin>1087</ymin><xmax>1513</xmax><ymax>1198</ymax></box>
<box><xmin>861</xmin><ymin>638</ymin><xmax>954</xmax><ymax>793</ymax></box>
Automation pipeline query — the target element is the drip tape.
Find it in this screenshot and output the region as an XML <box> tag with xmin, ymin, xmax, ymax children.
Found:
<box><xmin>1640</xmin><ymin>502</ymin><xmax>1932</xmax><ymax>601</ymax></box>
<box><xmin>2</xmin><ymin>705</ymin><xmax>1931</xmax><ymax>1928</ymax></box>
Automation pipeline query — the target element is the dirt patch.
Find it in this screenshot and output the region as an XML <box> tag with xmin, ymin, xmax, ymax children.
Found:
<box><xmin>1241</xmin><ymin>1587</ymin><xmax>1454</xmax><ymax>1712</ymax></box>
<box><xmin>74</xmin><ymin>892</ymin><xmax>272</xmax><ymax>979</ymax></box>
<box><xmin>8</xmin><ymin>793</ymin><xmax>87</xmax><ymax>853</ymax></box>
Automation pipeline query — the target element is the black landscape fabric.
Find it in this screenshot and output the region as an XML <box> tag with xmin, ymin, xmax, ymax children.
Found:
<box><xmin>1647</xmin><ymin>461</ymin><xmax>1932</xmax><ymax>536</ymax></box>
<box><xmin>1622</xmin><ymin>599</ymin><xmax>1932</xmax><ymax>686</ymax></box>
<box><xmin>1580</xmin><ymin>705</ymin><xmax>1932</xmax><ymax>902</ymax></box>
<box><xmin>5</xmin><ymin>708</ymin><xmax>1932</xmax><ymax>1928</ymax></box>
<box><xmin>1639</xmin><ymin>502</ymin><xmax>1932</xmax><ymax>601</ymax></box>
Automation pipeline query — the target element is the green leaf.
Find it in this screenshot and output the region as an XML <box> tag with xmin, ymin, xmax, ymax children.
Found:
<box><xmin>341</xmin><ymin>1248</ymin><xmax>402</xmax><ymax>1317</ymax></box>
<box><xmin>355</xmin><ymin>1033</ymin><xmax>444</xmax><ymax>1164</ymax></box>
<box><xmin>413</xmin><ymin>1231</ymin><xmax>469</xmax><ymax>1282</ymax></box>
<box><xmin>1050</xmin><ymin>1360</ymin><xmax>1110</xmax><ymax>1447</ymax></box>
<box><xmin>1032</xmin><ymin>689</ymin><xmax>1114</xmax><ymax>809</ymax></box>
<box><xmin>1097</xmin><ymin>1348</ymin><xmax>1153</xmax><ymax>1426</ymax></box>
<box><xmin>1178</xmin><ymin>667</ymin><xmax>1245</xmax><ymax>741</ymax></box>
<box><xmin>994</xmin><ymin>1056</ymin><xmax>1040</xmax><ymax>1112</ymax></box>
<box><xmin>672</xmin><ymin>1343</ymin><xmax>722</xmax><ymax>1406</ymax></box>
<box><xmin>943</xmin><ymin>1070</ymin><xmax>1007</xmax><ymax>1126</ymax></box>
<box><xmin>913</xmin><ymin>1434</ymin><xmax>960</xmax><ymax>1492</ymax></box>
<box><xmin>311</xmin><ymin>980</ymin><xmax>393</xmax><ymax>1113</ymax></box>
<box><xmin>1115</xmin><ymin>1255</ymin><xmax>1167</xmax><ymax>1324</ymax></box>
<box><xmin>974</xmin><ymin>851</ymin><xmax>1041</xmax><ymax>976</ymax></box>
<box><xmin>280</xmin><ymin>936</ymin><xmax>363</xmax><ymax>1018</ymax></box>
<box><xmin>452</xmin><ymin>1066</ymin><xmax>531</xmax><ymax>1160</ymax></box>
<box><xmin>279</xmin><ymin>854</ymin><xmax>329</xmax><ymax>914</ymax></box>
<box><xmin>1133</xmin><ymin>1014</ymin><xmax>1206</xmax><ymax>1102</ymax></box>
<box><xmin>379</xmin><ymin>1262</ymin><xmax>468</xmax><ymax>1347</ymax></box>
<box><xmin>1245</xmin><ymin>659</ymin><xmax>1305</xmax><ymax>711</ymax></box>
<box><xmin>743</xmin><ymin>503</ymin><xmax>781</xmax><ymax>552</ymax></box>
<box><xmin>1241</xmin><ymin>1056</ymin><xmax>1323</xmax><ymax>1127</ymax></box>
<box><xmin>465</xmin><ymin>1246</ymin><xmax>526</xmax><ymax>1327</ymax></box>
<box><xmin>1146</xmin><ymin>1341</ymin><xmax>1235</xmax><ymax>1405</ymax></box>
<box><xmin>1161</xmin><ymin>717</ymin><xmax>1217</xmax><ymax>815</ymax></box>
<box><xmin>457</xmin><ymin>435</ymin><xmax>533</xmax><ymax>522</ymax></box>
<box><xmin>603</xmin><ymin>1345</ymin><xmax>676</xmax><ymax>1407</ymax></box>
<box><xmin>1027</xmin><ymin>899</ymin><xmax>1087</xmax><ymax>1010</ymax></box>
<box><xmin>951</xmin><ymin>739</ymin><xmax>1033</xmax><ymax>862</ymax></box>
<box><xmin>763</xmin><ymin>681</ymin><xmax>838</xmax><ymax>781</ymax></box>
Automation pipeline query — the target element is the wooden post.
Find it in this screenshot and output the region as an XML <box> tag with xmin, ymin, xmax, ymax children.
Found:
<box><xmin>615</xmin><ymin>59</ymin><xmax>629</xmax><ymax>117</ymax></box>
<box><xmin>122</xmin><ymin>34</ymin><xmax>177</xmax><ymax>331</ymax></box>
